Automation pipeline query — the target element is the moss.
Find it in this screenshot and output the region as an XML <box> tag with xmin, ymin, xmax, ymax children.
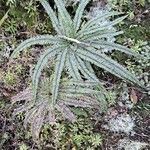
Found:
<box><xmin>4</xmin><ymin>71</ymin><xmax>17</xmax><ymax>85</ymax></box>
<box><xmin>124</xmin><ymin>24</ymin><xmax>150</xmax><ymax>41</ymax></box>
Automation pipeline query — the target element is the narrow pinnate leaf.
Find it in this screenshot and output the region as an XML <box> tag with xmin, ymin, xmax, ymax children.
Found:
<box><xmin>56</xmin><ymin>101</ymin><xmax>76</xmax><ymax>122</ymax></box>
<box><xmin>78</xmin><ymin>11</ymin><xmax>122</xmax><ymax>35</ymax></box>
<box><xmin>11</xmin><ymin>88</ymin><xmax>32</xmax><ymax>103</ymax></box>
<box><xmin>11</xmin><ymin>35</ymin><xmax>57</xmax><ymax>58</ymax></box>
<box><xmin>47</xmin><ymin>109</ymin><xmax>56</xmax><ymax>124</ymax></box>
<box><xmin>40</xmin><ymin>0</ymin><xmax>61</xmax><ymax>34</ymax></box>
<box><xmin>58</xmin><ymin>12</ymin><xmax>65</xmax><ymax>34</ymax></box>
<box><xmin>77</xmin><ymin>15</ymin><xmax>127</xmax><ymax>40</ymax></box>
<box><xmin>76</xmin><ymin>47</ymin><xmax>143</xmax><ymax>87</ymax></box>
<box><xmin>51</xmin><ymin>48</ymin><xmax>68</xmax><ymax>106</ymax></box>
<box><xmin>13</xmin><ymin>103</ymin><xmax>32</xmax><ymax>116</ymax></box>
<box><xmin>31</xmin><ymin>104</ymin><xmax>46</xmax><ymax>139</ymax></box>
<box><xmin>63</xmin><ymin>98</ymin><xmax>99</xmax><ymax>108</ymax></box>
<box><xmin>54</xmin><ymin>0</ymin><xmax>73</xmax><ymax>36</ymax></box>
<box><xmin>24</xmin><ymin>106</ymin><xmax>38</xmax><ymax>128</ymax></box>
<box><xmin>74</xmin><ymin>0</ymin><xmax>90</xmax><ymax>31</ymax></box>
<box><xmin>76</xmin><ymin>56</ymin><xmax>99</xmax><ymax>82</ymax></box>
<box><xmin>32</xmin><ymin>46</ymin><xmax>62</xmax><ymax>101</ymax></box>
<box><xmin>90</xmin><ymin>41</ymin><xmax>141</xmax><ymax>57</ymax></box>
<box><xmin>63</xmin><ymin>80</ymin><xmax>100</xmax><ymax>87</ymax></box>
<box><xmin>54</xmin><ymin>0</ymin><xmax>72</xmax><ymax>22</ymax></box>
<box><xmin>60</xmin><ymin>87</ymin><xmax>102</xmax><ymax>95</ymax></box>
<box><xmin>66</xmin><ymin>51</ymin><xmax>82</xmax><ymax>80</ymax></box>
<box><xmin>81</xmin><ymin>31</ymin><xmax>123</xmax><ymax>41</ymax></box>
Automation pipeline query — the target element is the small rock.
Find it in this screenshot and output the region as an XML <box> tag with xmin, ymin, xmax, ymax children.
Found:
<box><xmin>107</xmin><ymin>113</ymin><xmax>135</xmax><ymax>134</ymax></box>
<box><xmin>117</xmin><ymin>138</ymin><xmax>148</xmax><ymax>150</ymax></box>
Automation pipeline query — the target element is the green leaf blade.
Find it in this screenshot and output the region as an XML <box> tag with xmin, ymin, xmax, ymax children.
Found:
<box><xmin>51</xmin><ymin>48</ymin><xmax>68</xmax><ymax>106</ymax></box>
<box><xmin>75</xmin><ymin>56</ymin><xmax>99</xmax><ymax>82</ymax></box>
<box><xmin>66</xmin><ymin>51</ymin><xmax>82</xmax><ymax>80</ymax></box>
<box><xmin>74</xmin><ymin>0</ymin><xmax>90</xmax><ymax>31</ymax></box>
<box><xmin>76</xmin><ymin>47</ymin><xmax>144</xmax><ymax>88</ymax></box>
<box><xmin>40</xmin><ymin>0</ymin><xmax>62</xmax><ymax>34</ymax></box>
<box><xmin>78</xmin><ymin>11</ymin><xmax>122</xmax><ymax>35</ymax></box>
<box><xmin>32</xmin><ymin>46</ymin><xmax>62</xmax><ymax>102</ymax></box>
<box><xmin>54</xmin><ymin>0</ymin><xmax>73</xmax><ymax>36</ymax></box>
<box><xmin>90</xmin><ymin>41</ymin><xmax>141</xmax><ymax>57</ymax></box>
<box><xmin>11</xmin><ymin>35</ymin><xmax>57</xmax><ymax>58</ymax></box>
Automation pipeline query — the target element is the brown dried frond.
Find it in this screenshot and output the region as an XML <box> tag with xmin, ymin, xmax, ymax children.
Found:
<box><xmin>56</xmin><ymin>101</ymin><xmax>76</xmax><ymax>122</ymax></box>
<box><xmin>62</xmin><ymin>96</ymin><xmax>99</xmax><ymax>108</ymax></box>
<box><xmin>11</xmin><ymin>88</ymin><xmax>32</xmax><ymax>103</ymax></box>
<box><xmin>11</xmin><ymin>77</ymin><xmax>109</xmax><ymax>139</ymax></box>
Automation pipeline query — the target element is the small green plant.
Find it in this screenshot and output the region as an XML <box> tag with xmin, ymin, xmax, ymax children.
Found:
<box><xmin>24</xmin><ymin>0</ymin><xmax>37</xmax><ymax>18</ymax></box>
<box><xmin>1</xmin><ymin>0</ymin><xmax>39</xmax><ymax>34</ymax></box>
<box><xmin>11</xmin><ymin>0</ymin><xmax>144</xmax><ymax>108</ymax></box>
<box><xmin>108</xmin><ymin>0</ymin><xmax>148</xmax><ymax>10</ymax></box>
<box><xmin>6</xmin><ymin>0</ymin><xmax>16</xmax><ymax>6</ymax></box>
<box><xmin>4</xmin><ymin>70</ymin><xmax>17</xmax><ymax>85</ymax></box>
<box><xmin>0</xmin><ymin>10</ymin><xmax>9</xmax><ymax>27</ymax></box>
<box><xmin>2</xmin><ymin>63</ymin><xmax>23</xmax><ymax>87</ymax></box>
<box><xmin>126</xmin><ymin>44</ymin><xmax>150</xmax><ymax>88</ymax></box>
<box><xmin>41</xmin><ymin>115</ymin><xmax>102</xmax><ymax>149</ymax></box>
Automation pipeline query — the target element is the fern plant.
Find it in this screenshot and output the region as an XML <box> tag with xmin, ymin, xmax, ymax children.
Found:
<box><xmin>11</xmin><ymin>0</ymin><xmax>144</xmax><ymax>107</ymax></box>
<box><xmin>12</xmin><ymin>77</ymin><xmax>108</xmax><ymax>138</ymax></box>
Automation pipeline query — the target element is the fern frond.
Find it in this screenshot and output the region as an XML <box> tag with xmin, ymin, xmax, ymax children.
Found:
<box><xmin>82</xmin><ymin>62</ymin><xmax>106</xmax><ymax>92</ymax></box>
<box><xmin>54</xmin><ymin>0</ymin><xmax>73</xmax><ymax>36</ymax></box>
<box><xmin>73</xmin><ymin>0</ymin><xmax>90</xmax><ymax>31</ymax></box>
<box><xmin>54</xmin><ymin>0</ymin><xmax>72</xmax><ymax>22</ymax></box>
<box><xmin>76</xmin><ymin>47</ymin><xmax>143</xmax><ymax>87</ymax></box>
<box><xmin>11</xmin><ymin>76</ymin><xmax>108</xmax><ymax>138</ymax></box>
<box><xmin>82</xmin><ymin>31</ymin><xmax>123</xmax><ymax>41</ymax></box>
<box><xmin>32</xmin><ymin>46</ymin><xmax>62</xmax><ymax>102</ymax></box>
<box><xmin>60</xmin><ymin>87</ymin><xmax>102</xmax><ymax>95</ymax></box>
<box><xmin>56</xmin><ymin>101</ymin><xmax>76</xmax><ymax>122</ymax></box>
<box><xmin>31</xmin><ymin>103</ymin><xmax>46</xmax><ymax>138</ymax></box>
<box><xmin>40</xmin><ymin>0</ymin><xmax>61</xmax><ymax>34</ymax></box>
<box><xmin>78</xmin><ymin>11</ymin><xmax>122</xmax><ymax>35</ymax></box>
<box><xmin>51</xmin><ymin>48</ymin><xmax>68</xmax><ymax>106</ymax></box>
<box><xmin>64</xmin><ymin>81</ymin><xmax>106</xmax><ymax>97</ymax></box>
<box><xmin>58</xmin><ymin>12</ymin><xmax>65</xmax><ymax>35</ymax></box>
<box><xmin>11</xmin><ymin>88</ymin><xmax>32</xmax><ymax>104</ymax></box>
<box><xmin>83</xmin><ymin>61</ymin><xmax>107</xmax><ymax>90</ymax></box>
<box><xmin>13</xmin><ymin>102</ymin><xmax>32</xmax><ymax>116</ymax></box>
<box><xmin>66</xmin><ymin>51</ymin><xmax>82</xmax><ymax>80</ymax></box>
<box><xmin>47</xmin><ymin>109</ymin><xmax>56</xmax><ymax>124</ymax></box>
<box><xmin>84</xmin><ymin>61</ymin><xmax>95</xmax><ymax>73</ymax></box>
<box><xmin>11</xmin><ymin>35</ymin><xmax>57</xmax><ymax>58</ymax></box>
<box><xmin>63</xmin><ymin>80</ymin><xmax>100</xmax><ymax>88</ymax></box>
<box><xmin>75</xmin><ymin>56</ymin><xmax>99</xmax><ymax>82</ymax></box>
<box><xmin>90</xmin><ymin>41</ymin><xmax>141</xmax><ymax>57</ymax></box>
<box><xmin>11</xmin><ymin>0</ymin><xmax>145</xmax><ymax>136</ymax></box>
<box><xmin>77</xmin><ymin>16</ymin><xmax>127</xmax><ymax>40</ymax></box>
<box><xmin>24</xmin><ymin>104</ymin><xmax>39</xmax><ymax>128</ymax></box>
<box><xmin>62</xmin><ymin>98</ymin><xmax>98</xmax><ymax>108</ymax></box>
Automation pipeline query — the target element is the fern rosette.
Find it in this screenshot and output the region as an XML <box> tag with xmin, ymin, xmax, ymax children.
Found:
<box><xmin>11</xmin><ymin>0</ymin><xmax>144</xmax><ymax>108</ymax></box>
